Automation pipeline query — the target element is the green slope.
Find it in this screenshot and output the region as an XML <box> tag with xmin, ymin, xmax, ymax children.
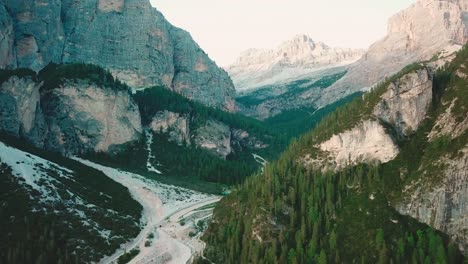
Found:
<box><xmin>199</xmin><ymin>47</ymin><xmax>468</xmax><ymax>263</ymax></box>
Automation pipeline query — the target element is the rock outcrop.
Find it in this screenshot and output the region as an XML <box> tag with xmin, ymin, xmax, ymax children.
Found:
<box><xmin>319</xmin><ymin>120</ymin><xmax>399</xmax><ymax>169</ymax></box>
<box><xmin>194</xmin><ymin>120</ymin><xmax>232</xmax><ymax>159</ymax></box>
<box><xmin>149</xmin><ymin>110</ymin><xmax>190</xmax><ymax>146</ymax></box>
<box><xmin>228</xmin><ymin>34</ymin><xmax>364</xmax><ymax>92</ymax></box>
<box><xmin>41</xmin><ymin>80</ymin><xmax>142</xmax><ymax>154</ymax></box>
<box><xmin>374</xmin><ymin>68</ymin><xmax>433</xmax><ymax>137</ymax></box>
<box><xmin>0</xmin><ymin>74</ymin><xmax>142</xmax><ymax>155</ymax></box>
<box><xmin>0</xmin><ymin>75</ymin><xmax>47</xmax><ymax>147</ymax></box>
<box><xmin>396</xmin><ymin>147</ymin><xmax>468</xmax><ymax>253</ymax></box>
<box><xmin>313</xmin><ymin>68</ymin><xmax>433</xmax><ymax>169</ymax></box>
<box><xmin>0</xmin><ymin>0</ymin><xmax>235</xmax><ymax>111</ymax></box>
<box><xmin>320</xmin><ymin>0</ymin><xmax>468</xmax><ymax>107</ymax></box>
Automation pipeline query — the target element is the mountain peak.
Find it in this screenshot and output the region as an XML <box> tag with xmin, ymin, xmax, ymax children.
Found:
<box><xmin>227</xmin><ymin>35</ymin><xmax>364</xmax><ymax>91</ymax></box>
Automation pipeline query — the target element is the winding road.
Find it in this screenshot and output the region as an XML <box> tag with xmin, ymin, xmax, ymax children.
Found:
<box><xmin>73</xmin><ymin>158</ymin><xmax>220</xmax><ymax>264</ymax></box>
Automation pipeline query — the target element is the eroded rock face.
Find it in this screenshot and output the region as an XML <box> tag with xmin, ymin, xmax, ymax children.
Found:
<box><xmin>320</xmin><ymin>0</ymin><xmax>468</xmax><ymax>107</ymax></box>
<box><xmin>428</xmin><ymin>98</ymin><xmax>468</xmax><ymax>140</ymax></box>
<box><xmin>319</xmin><ymin>120</ymin><xmax>399</xmax><ymax>169</ymax></box>
<box><xmin>41</xmin><ymin>81</ymin><xmax>142</xmax><ymax>154</ymax></box>
<box><xmin>194</xmin><ymin>120</ymin><xmax>231</xmax><ymax>159</ymax></box>
<box><xmin>0</xmin><ymin>0</ymin><xmax>235</xmax><ymax>111</ymax></box>
<box><xmin>0</xmin><ymin>76</ymin><xmax>47</xmax><ymax>147</ymax></box>
<box><xmin>374</xmin><ymin>68</ymin><xmax>433</xmax><ymax>136</ymax></box>
<box><xmin>149</xmin><ymin>110</ymin><xmax>190</xmax><ymax>146</ymax></box>
<box><xmin>396</xmin><ymin>147</ymin><xmax>468</xmax><ymax>253</ymax></box>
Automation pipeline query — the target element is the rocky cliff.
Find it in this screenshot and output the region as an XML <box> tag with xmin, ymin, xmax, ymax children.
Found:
<box><xmin>304</xmin><ymin>67</ymin><xmax>433</xmax><ymax>170</ymax></box>
<box><xmin>0</xmin><ymin>74</ymin><xmax>47</xmax><ymax>147</ymax></box>
<box><xmin>41</xmin><ymin>80</ymin><xmax>142</xmax><ymax>154</ymax></box>
<box><xmin>320</xmin><ymin>0</ymin><xmax>468</xmax><ymax>107</ymax></box>
<box><xmin>228</xmin><ymin>34</ymin><xmax>364</xmax><ymax>91</ymax></box>
<box><xmin>300</xmin><ymin>54</ymin><xmax>468</xmax><ymax>252</ymax></box>
<box><xmin>0</xmin><ymin>0</ymin><xmax>235</xmax><ymax>110</ymax></box>
<box><xmin>0</xmin><ymin>69</ymin><xmax>142</xmax><ymax>155</ymax></box>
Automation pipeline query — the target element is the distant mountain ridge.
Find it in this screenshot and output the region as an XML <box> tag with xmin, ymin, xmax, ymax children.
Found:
<box><xmin>227</xmin><ymin>34</ymin><xmax>364</xmax><ymax>91</ymax></box>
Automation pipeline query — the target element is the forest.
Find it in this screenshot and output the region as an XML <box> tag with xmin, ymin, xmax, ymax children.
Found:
<box><xmin>198</xmin><ymin>47</ymin><xmax>468</xmax><ymax>263</ymax></box>
<box><xmin>0</xmin><ymin>133</ymin><xmax>142</xmax><ymax>263</ymax></box>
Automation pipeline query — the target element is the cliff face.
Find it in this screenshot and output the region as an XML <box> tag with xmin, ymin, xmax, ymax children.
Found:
<box><xmin>41</xmin><ymin>81</ymin><xmax>142</xmax><ymax>154</ymax></box>
<box><xmin>374</xmin><ymin>69</ymin><xmax>433</xmax><ymax>137</ymax></box>
<box><xmin>319</xmin><ymin>0</ymin><xmax>467</xmax><ymax>107</ymax></box>
<box><xmin>397</xmin><ymin>147</ymin><xmax>468</xmax><ymax>253</ymax></box>
<box><xmin>0</xmin><ymin>74</ymin><xmax>142</xmax><ymax>155</ymax></box>
<box><xmin>0</xmin><ymin>0</ymin><xmax>235</xmax><ymax>110</ymax></box>
<box><xmin>0</xmin><ymin>75</ymin><xmax>47</xmax><ymax>147</ymax></box>
<box><xmin>311</xmin><ymin>67</ymin><xmax>433</xmax><ymax>169</ymax></box>
<box><xmin>148</xmin><ymin>113</ymin><xmax>267</xmax><ymax>159</ymax></box>
<box><xmin>306</xmin><ymin>56</ymin><xmax>468</xmax><ymax>252</ymax></box>
<box><xmin>319</xmin><ymin>120</ymin><xmax>399</xmax><ymax>169</ymax></box>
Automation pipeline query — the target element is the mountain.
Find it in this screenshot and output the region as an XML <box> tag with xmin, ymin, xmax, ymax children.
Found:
<box><xmin>199</xmin><ymin>46</ymin><xmax>468</xmax><ymax>263</ymax></box>
<box><xmin>227</xmin><ymin>34</ymin><xmax>364</xmax><ymax>92</ymax></box>
<box><xmin>0</xmin><ymin>0</ymin><xmax>235</xmax><ymax>111</ymax></box>
<box><xmin>317</xmin><ymin>0</ymin><xmax>468</xmax><ymax>107</ymax></box>
<box><xmin>0</xmin><ymin>135</ymin><xmax>143</xmax><ymax>263</ymax></box>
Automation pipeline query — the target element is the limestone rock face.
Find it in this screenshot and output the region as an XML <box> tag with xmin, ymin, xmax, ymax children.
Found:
<box><xmin>0</xmin><ymin>0</ymin><xmax>235</xmax><ymax>110</ymax></box>
<box><xmin>194</xmin><ymin>120</ymin><xmax>232</xmax><ymax>159</ymax></box>
<box><xmin>228</xmin><ymin>34</ymin><xmax>364</xmax><ymax>92</ymax></box>
<box><xmin>0</xmin><ymin>5</ymin><xmax>15</xmax><ymax>69</ymax></box>
<box><xmin>396</xmin><ymin>147</ymin><xmax>468</xmax><ymax>253</ymax></box>
<box><xmin>374</xmin><ymin>68</ymin><xmax>433</xmax><ymax>136</ymax></box>
<box><xmin>428</xmin><ymin>98</ymin><xmax>468</xmax><ymax>140</ymax></box>
<box><xmin>41</xmin><ymin>81</ymin><xmax>142</xmax><ymax>154</ymax></box>
<box><xmin>319</xmin><ymin>0</ymin><xmax>468</xmax><ymax>107</ymax></box>
<box><xmin>0</xmin><ymin>76</ymin><xmax>47</xmax><ymax>147</ymax></box>
<box><xmin>319</xmin><ymin>120</ymin><xmax>399</xmax><ymax>169</ymax></box>
<box><xmin>149</xmin><ymin>110</ymin><xmax>190</xmax><ymax>146</ymax></box>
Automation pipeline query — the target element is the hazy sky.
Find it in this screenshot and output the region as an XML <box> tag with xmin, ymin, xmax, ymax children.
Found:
<box><xmin>150</xmin><ymin>0</ymin><xmax>416</xmax><ymax>66</ymax></box>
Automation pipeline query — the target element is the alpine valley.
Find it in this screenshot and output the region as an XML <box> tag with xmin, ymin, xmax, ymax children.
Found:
<box><xmin>0</xmin><ymin>0</ymin><xmax>467</xmax><ymax>264</ymax></box>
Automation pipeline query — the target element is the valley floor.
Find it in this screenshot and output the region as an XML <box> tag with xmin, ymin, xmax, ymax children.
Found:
<box><xmin>74</xmin><ymin>158</ymin><xmax>220</xmax><ymax>264</ymax></box>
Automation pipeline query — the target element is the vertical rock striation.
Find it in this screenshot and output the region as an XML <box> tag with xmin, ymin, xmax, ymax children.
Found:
<box><xmin>0</xmin><ymin>0</ymin><xmax>235</xmax><ymax>110</ymax></box>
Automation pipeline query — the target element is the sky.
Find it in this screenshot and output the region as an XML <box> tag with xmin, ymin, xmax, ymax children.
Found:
<box><xmin>150</xmin><ymin>0</ymin><xmax>416</xmax><ymax>66</ymax></box>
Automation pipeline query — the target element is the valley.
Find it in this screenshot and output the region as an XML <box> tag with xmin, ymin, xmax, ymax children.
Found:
<box><xmin>76</xmin><ymin>158</ymin><xmax>220</xmax><ymax>264</ymax></box>
<box><xmin>0</xmin><ymin>0</ymin><xmax>467</xmax><ymax>263</ymax></box>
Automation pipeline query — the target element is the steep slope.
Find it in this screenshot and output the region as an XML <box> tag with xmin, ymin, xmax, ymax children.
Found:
<box><xmin>86</xmin><ymin>85</ymin><xmax>287</xmax><ymax>191</ymax></box>
<box><xmin>0</xmin><ymin>64</ymin><xmax>142</xmax><ymax>155</ymax></box>
<box><xmin>200</xmin><ymin>47</ymin><xmax>468</xmax><ymax>263</ymax></box>
<box><xmin>227</xmin><ymin>34</ymin><xmax>364</xmax><ymax>92</ymax></box>
<box><xmin>319</xmin><ymin>0</ymin><xmax>468</xmax><ymax>107</ymax></box>
<box><xmin>0</xmin><ymin>135</ymin><xmax>142</xmax><ymax>263</ymax></box>
<box><xmin>0</xmin><ymin>64</ymin><xmax>286</xmax><ymax>193</ymax></box>
<box><xmin>0</xmin><ymin>0</ymin><xmax>235</xmax><ymax>110</ymax></box>
<box><xmin>236</xmin><ymin>70</ymin><xmax>353</xmax><ymax>120</ymax></box>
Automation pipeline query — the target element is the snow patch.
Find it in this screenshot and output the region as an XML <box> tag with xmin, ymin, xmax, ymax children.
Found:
<box><xmin>145</xmin><ymin>130</ymin><xmax>162</xmax><ymax>174</ymax></box>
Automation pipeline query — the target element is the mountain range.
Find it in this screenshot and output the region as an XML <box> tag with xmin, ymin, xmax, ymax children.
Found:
<box><xmin>0</xmin><ymin>0</ymin><xmax>467</xmax><ymax>263</ymax></box>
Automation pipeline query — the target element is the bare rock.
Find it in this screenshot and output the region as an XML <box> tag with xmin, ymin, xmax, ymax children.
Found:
<box><xmin>0</xmin><ymin>0</ymin><xmax>235</xmax><ymax>111</ymax></box>
<box><xmin>320</xmin><ymin>0</ymin><xmax>468</xmax><ymax>107</ymax></box>
<box><xmin>41</xmin><ymin>81</ymin><xmax>142</xmax><ymax>154</ymax></box>
<box><xmin>374</xmin><ymin>68</ymin><xmax>433</xmax><ymax>136</ymax></box>
<box><xmin>0</xmin><ymin>75</ymin><xmax>46</xmax><ymax>147</ymax></box>
<box><xmin>194</xmin><ymin>120</ymin><xmax>231</xmax><ymax>159</ymax></box>
<box><xmin>396</xmin><ymin>147</ymin><xmax>468</xmax><ymax>253</ymax></box>
<box><xmin>149</xmin><ymin>110</ymin><xmax>190</xmax><ymax>146</ymax></box>
<box><xmin>319</xmin><ymin>120</ymin><xmax>399</xmax><ymax>169</ymax></box>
